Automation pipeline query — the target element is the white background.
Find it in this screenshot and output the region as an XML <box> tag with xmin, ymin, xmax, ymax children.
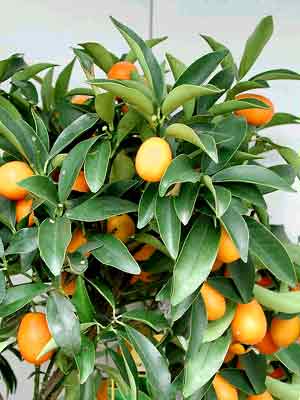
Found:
<box><xmin>1</xmin><ymin>1</ymin><xmax>300</xmax><ymax>398</ymax></box>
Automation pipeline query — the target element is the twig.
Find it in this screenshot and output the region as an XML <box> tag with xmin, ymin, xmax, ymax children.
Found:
<box><xmin>34</xmin><ymin>366</ymin><xmax>40</xmax><ymax>400</ymax></box>
<box><xmin>40</xmin><ymin>369</ymin><xmax>64</xmax><ymax>399</ymax></box>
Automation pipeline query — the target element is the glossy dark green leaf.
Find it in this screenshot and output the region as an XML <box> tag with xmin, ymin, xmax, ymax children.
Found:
<box><xmin>260</xmin><ymin>164</ymin><xmax>296</xmax><ymax>194</ymax></box>
<box><xmin>84</xmin><ymin>140</ymin><xmax>110</xmax><ymax>192</ymax></box>
<box><xmin>137</xmin><ymin>184</ymin><xmax>157</xmax><ymax>229</ymax></box>
<box><xmin>239</xmin><ymin>351</ymin><xmax>267</xmax><ymax>394</ymax></box>
<box><xmin>203</xmin><ymin>178</ymin><xmax>232</xmax><ymax>218</ymax></box>
<box><xmin>55</xmin><ymin>58</ymin><xmax>76</xmax><ymax>102</ymax></box>
<box><xmin>266</xmin><ymin>376</ymin><xmax>300</xmax><ymax>400</ymax></box>
<box><xmin>58</xmin><ymin>137</ymin><xmax>98</xmax><ymax>202</ymax></box>
<box><xmin>183</xmin><ymin>334</ymin><xmax>231</xmax><ymax>397</ymax></box>
<box><xmin>49</xmin><ymin>113</ymin><xmax>99</xmax><ymax>159</ymax></box>
<box><xmin>251</xmin><ymin>68</ymin><xmax>300</xmax><ymax>81</ymax></box>
<box><xmin>0</xmin><ymin>283</ymin><xmax>49</xmax><ymax>318</ymax></box>
<box><xmin>212</xmin><ymin>165</ymin><xmax>295</xmax><ymax>192</ymax></box>
<box><xmin>208</xmin><ymin>277</ymin><xmax>243</xmax><ymax>303</ymax></box>
<box><xmin>66</xmin><ymin>196</ymin><xmax>137</xmax><ymax>222</ymax></box>
<box><xmin>19</xmin><ymin>176</ymin><xmax>58</xmax><ymax>206</ymax></box>
<box><xmin>47</xmin><ymin>291</ymin><xmax>81</xmax><ymax>355</ymax></box>
<box><xmin>92</xmin><ymin>234</ymin><xmax>140</xmax><ymax>274</ymax></box>
<box><xmin>209</xmin><ymin>98</ymin><xmax>269</xmax><ymax>116</ymax></box>
<box><xmin>156</xmin><ymin>196</ymin><xmax>181</xmax><ymax>260</ymax></box>
<box><xmin>0</xmin><ymin>271</ymin><xmax>5</xmax><ymax>305</ymax></box>
<box><xmin>0</xmin><ymin>196</ymin><xmax>15</xmax><ymax>231</ymax></box>
<box><xmin>111</xmin><ymin>17</ymin><xmax>165</xmax><ymax>104</ymax></box>
<box><xmin>226</xmin><ymin>80</ymin><xmax>269</xmax><ymax>99</ymax></box>
<box><xmin>253</xmin><ymin>284</ymin><xmax>300</xmax><ymax>313</ymax></box>
<box><xmin>79</xmin><ymin>42</ymin><xmax>118</xmax><ymax>73</ymax></box>
<box><xmin>119</xmin><ymin>341</ymin><xmax>138</xmax><ymax>400</ymax></box>
<box><xmin>12</xmin><ymin>63</ymin><xmax>56</xmax><ymax>81</ymax></box>
<box><xmin>220</xmin><ymin>205</ymin><xmax>249</xmax><ymax>262</ymax></box>
<box><xmin>239</xmin><ymin>16</ymin><xmax>274</xmax><ymax>79</ymax></box>
<box><xmin>275</xmin><ymin>344</ymin><xmax>300</xmax><ymax>375</ymax></box>
<box><xmin>72</xmin><ymin>276</ymin><xmax>95</xmax><ymax>323</ymax></box>
<box><xmin>0</xmin><ymin>53</ymin><xmax>25</xmax><ymax>83</ymax></box>
<box><xmin>227</xmin><ymin>258</ymin><xmax>255</xmax><ymax>303</ymax></box>
<box><xmin>85</xmin><ymin>277</ymin><xmax>115</xmax><ymax>310</ymax></box>
<box><xmin>117</xmin><ymin>108</ymin><xmax>143</xmax><ymax>145</ymax></box>
<box><xmin>159</xmin><ymin>155</ymin><xmax>200</xmax><ymax>197</ymax></box>
<box><xmin>277</xmin><ymin>146</ymin><xmax>300</xmax><ymax>179</ymax></box>
<box><xmin>262</xmin><ymin>112</ymin><xmax>300</xmax><ymax>129</ymax></box>
<box><xmin>174</xmin><ymin>182</ymin><xmax>200</xmax><ymax>225</ymax></box>
<box><xmin>38</xmin><ymin>216</ymin><xmax>72</xmax><ymax>276</ymax></box>
<box><xmin>224</xmin><ymin>183</ymin><xmax>267</xmax><ymax>208</ymax></box>
<box><xmin>13</xmin><ymin>80</ymin><xmax>38</xmax><ymax>104</ymax></box>
<box><xmin>74</xmin><ymin>48</ymin><xmax>94</xmax><ymax>78</ymax></box>
<box><xmin>123</xmin><ymin>309</ymin><xmax>168</xmax><ymax>332</ymax></box>
<box><xmin>172</xmin><ymin>291</ymin><xmax>199</xmax><ymax>323</ymax></box>
<box><xmin>110</xmin><ymin>150</ymin><xmax>135</xmax><ymax>183</ymax></box>
<box><xmin>246</xmin><ymin>217</ymin><xmax>296</xmax><ymax>285</ymax></box>
<box><xmin>74</xmin><ymin>335</ymin><xmax>95</xmax><ymax>384</ymax></box>
<box><xmin>95</xmin><ymin>92</ymin><xmax>115</xmax><ymax>124</ymax></box>
<box><xmin>186</xmin><ymin>294</ymin><xmax>207</xmax><ymax>361</ymax></box>
<box><xmin>172</xmin><ymin>215</ymin><xmax>220</xmax><ymax>305</ymax></box>
<box><xmin>126</xmin><ymin>326</ymin><xmax>173</xmax><ymax>400</ymax></box>
<box><xmin>220</xmin><ymin>369</ymin><xmax>255</xmax><ymax>395</ymax></box>
<box><xmin>41</xmin><ymin>67</ymin><xmax>55</xmax><ymax>112</ymax></box>
<box><xmin>5</xmin><ymin>228</ymin><xmax>38</xmax><ymax>255</ymax></box>
<box><xmin>32</xmin><ymin>109</ymin><xmax>50</xmax><ymax>151</ymax></box>
<box><xmin>126</xmin><ymin>36</ymin><xmax>168</xmax><ymax>62</ymax></box>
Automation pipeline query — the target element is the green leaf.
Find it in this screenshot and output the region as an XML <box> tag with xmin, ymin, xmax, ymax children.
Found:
<box><xmin>38</xmin><ymin>216</ymin><xmax>72</xmax><ymax>276</ymax></box>
<box><xmin>239</xmin><ymin>351</ymin><xmax>266</xmax><ymax>394</ymax></box>
<box><xmin>12</xmin><ymin>63</ymin><xmax>56</xmax><ymax>81</ymax></box>
<box><xmin>203</xmin><ymin>178</ymin><xmax>232</xmax><ymax>218</ymax></box>
<box><xmin>209</xmin><ymin>98</ymin><xmax>270</xmax><ymax>116</ymax></box>
<box><xmin>117</xmin><ymin>108</ymin><xmax>143</xmax><ymax>145</ymax></box>
<box><xmin>84</xmin><ymin>140</ymin><xmax>110</xmax><ymax>192</ymax></box>
<box><xmin>227</xmin><ymin>258</ymin><xmax>255</xmax><ymax>303</ymax></box>
<box><xmin>66</xmin><ymin>196</ymin><xmax>137</xmax><ymax>222</ymax></box>
<box><xmin>165</xmin><ymin>123</ymin><xmax>218</xmax><ymax>163</ymax></box>
<box><xmin>172</xmin><ymin>215</ymin><xmax>220</xmax><ymax>305</ymax></box>
<box><xmin>125</xmin><ymin>36</ymin><xmax>168</xmax><ymax>63</ymax></box>
<box><xmin>137</xmin><ymin>184</ymin><xmax>157</xmax><ymax>229</ymax></box>
<box><xmin>183</xmin><ymin>333</ymin><xmax>231</xmax><ymax>397</ymax></box>
<box><xmin>275</xmin><ymin>344</ymin><xmax>300</xmax><ymax>375</ymax></box>
<box><xmin>92</xmin><ymin>234</ymin><xmax>140</xmax><ymax>274</ymax></box>
<box><xmin>5</xmin><ymin>228</ymin><xmax>38</xmax><ymax>255</ymax></box>
<box><xmin>19</xmin><ymin>176</ymin><xmax>58</xmax><ymax>206</ymax></box>
<box><xmin>246</xmin><ymin>217</ymin><xmax>296</xmax><ymax>285</ymax></box>
<box><xmin>72</xmin><ymin>276</ymin><xmax>95</xmax><ymax>323</ymax></box>
<box><xmin>156</xmin><ymin>196</ymin><xmax>181</xmax><ymax>260</ymax></box>
<box><xmin>120</xmin><ymin>341</ymin><xmax>138</xmax><ymax>400</ymax></box>
<box><xmin>266</xmin><ymin>377</ymin><xmax>300</xmax><ymax>400</ymax></box>
<box><xmin>225</xmin><ymin>183</ymin><xmax>267</xmax><ymax>208</ymax></box>
<box><xmin>253</xmin><ymin>284</ymin><xmax>300</xmax><ymax>313</ymax></box>
<box><xmin>85</xmin><ymin>277</ymin><xmax>115</xmax><ymax>310</ymax></box>
<box><xmin>41</xmin><ymin>68</ymin><xmax>55</xmax><ymax>112</ymax></box>
<box><xmin>220</xmin><ymin>369</ymin><xmax>255</xmax><ymax>395</ymax></box>
<box><xmin>126</xmin><ymin>326</ymin><xmax>173</xmax><ymax>400</ymax></box>
<box><xmin>58</xmin><ymin>137</ymin><xmax>98</xmax><ymax>202</ymax></box>
<box><xmin>0</xmin><ymin>270</ymin><xmax>5</xmax><ymax>304</ymax></box>
<box><xmin>123</xmin><ymin>309</ymin><xmax>168</xmax><ymax>332</ymax></box>
<box><xmin>32</xmin><ymin>110</ymin><xmax>50</xmax><ymax>151</ymax></box>
<box><xmin>262</xmin><ymin>113</ymin><xmax>300</xmax><ymax>129</ymax></box>
<box><xmin>49</xmin><ymin>113</ymin><xmax>99</xmax><ymax>159</ymax></box>
<box><xmin>0</xmin><ymin>53</ymin><xmax>25</xmax><ymax>83</ymax></box>
<box><xmin>47</xmin><ymin>291</ymin><xmax>81</xmax><ymax>355</ymax></box>
<box><xmin>277</xmin><ymin>146</ymin><xmax>300</xmax><ymax>179</ymax></box>
<box><xmin>251</xmin><ymin>68</ymin><xmax>300</xmax><ymax>81</ymax></box>
<box><xmin>111</xmin><ymin>17</ymin><xmax>165</xmax><ymax>104</ymax></box>
<box><xmin>74</xmin><ymin>336</ymin><xmax>95</xmax><ymax>384</ymax></box>
<box><xmin>110</xmin><ymin>150</ymin><xmax>135</xmax><ymax>182</ymax></box>
<box><xmin>174</xmin><ymin>182</ymin><xmax>200</xmax><ymax>225</ymax></box>
<box><xmin>208</xmin><ymin>277</ymin><xmax>243</xmax><ymax>303</ymax></box>
<box><xmin>55</xmin><ymin>58</ymin><xmax>76</xmax><ymax>102</ymax></box>
<box><xmin>186</xmin><ymin>295</ymin><xmax>207</xmax><ymax>361</ymax></box>
<box><xmin>239</xmin><ymin>16</ymin><xmax>274</xmax><ymax>79</ymax></box>
<box><xmin>226</xmin><ymin>80</ymin><xmax>269</xmax><ymax>99</ymax></box>
<box><xmin>79</xmin><ymin>42</ymin><xmax>119</xmax><ymax>73</ymax></box>
<box><xmin>0</xmin><ymin>196</ymin><xmax>15</xmax><ymax>231</ymax></box>
<box><xmin>73</xmin><ymin>48</ymin><xmax>94</xmax><ymax>78</ymax></box>
<box><xmin>95</xmin><ymin>92</ymin><xmax>115</xmax><ymax>124</ymax></box>
<box><xmin>0</xmin><ymin>95</ymin><xmax>21</xmax><ymax>120</ymax></box>
<box><xmin>0</xmin><ymin>283</ymin><xmax>49</xmax><ymax>318</ymax></box>
<box><xmin>202</xmin><ymin>302</ymin><xmax>236</xmax><ymax>343</ymax></box>
<box><xmin>212</xmin><ymin>165</ymin><xmax>295</xmax><ymax>192</ymax></box>
<box><xmin>172</xmin><ymin>291</ymin><xmax>199</xmax><ymax>323</ymax></box>
<box><xmin>162</xmin><ymin>84</ymin><xmax>221</xmax><ymax>116</ymax></box>
<box><xmin>159</xmin><ymin>155</ymin><xmax>200</xmax><ymax>197</ymax></box>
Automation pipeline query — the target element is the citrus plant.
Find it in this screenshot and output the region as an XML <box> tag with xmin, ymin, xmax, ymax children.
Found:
<box><xmin>0</xmin><ymin>15</ymin><xmax>300</xmax><ymax>400</ymax></box>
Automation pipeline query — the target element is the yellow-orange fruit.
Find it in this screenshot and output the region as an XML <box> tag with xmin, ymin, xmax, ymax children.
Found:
<box><xmin>235</xmin><ymin>93</ymin><xmax>274</xmax><ymax>126</ymax></box>
<box><xmin>130</xmin><ymin>271</ymin><xmax>153</xmax><ymax>285</ymax></box>
<box><xmin>217</xmin><ymin>227</ymin><xmax>240</xmax><ymax>264</ymax></box>
<box><xmin>71</xmin><ymin>95</ymin><xmax>91</xmax><ymax>105</ymax></box>
<box><xmin>97</xmin><ymin>379</ymin><xmax>108</xmax><ymax>400</ymax></box>
<box><xmin>107</xmin><ymin>61</ymin><xmax>137</xmax><ymax>80</ymax></box>
<box><xmin>231</xmin><ymin>299</ymin><xmax>267</xmax><ymax>345</ymax></box>
<box><xmin>61</xmin><ymin>272</ymin><xmax>77</xmax><ymax>296</ymax></box>
<box><xmin>270</xmin><ymin>316</ymin><xmax>300</xmax><ymax>348</ymax></box>
<box><xmin>135</xmin><ymin>137</ymin><xmax>172</xmax><ymax>182</ymax></box>
<box><xmin>0</xmin><ymin>161</ymin><xmax>34</xmax><ymax>200</ymax></box>
<box><xmin>72</xmin><ymin>170</ymin><xmax>90</xmax><ymax>193</ymax></box>
<box><xmin>17</xmin><ymin>313</ymin><xmax>54</xmax><ymax>365</ymax></box>
<box><xmin>247</xmin><ymin>391</ymin><xmax>273</xmax><ymax>400</ymax></box>
<box><xmin>107</xmin><ymin>214</ymin><xmax>135</xmax><ymax>243</ymax></box>
<box><xmin>16</xmin><ymin>198</ymin><xmax>34</xmax><ymax>226</ymax></box>
<box><xmin>67</xmin><ymin>228</ymin><xmax>87</xmax><ymax>253</ymax></box>
<box><xmin>212</xmin><ymin>374</ymin><xmax>238</xmax><ymax>400</ymax></box>
<box><xmin>255</xmin><ymin>330</ymin><xmax>279</xmax><ymax>355</ymax></box>
<box><xmin>224</xmin><ymin>343</ymin><xmax>246</xmax><ymax>363</ymax></box>
<box><xmin>212</xmin><ymin>258</ymin><xmax>223</xmax><ymax>272</ymax></box>
<box><xmin>133</xmin><ymin>244</ymin><xmax>156</xmax><ymax>261</ymax></box>
<box><xmin>200</xmin><ymin>282</ymin><xmax>226</xmax><ymax>321</ymax></box>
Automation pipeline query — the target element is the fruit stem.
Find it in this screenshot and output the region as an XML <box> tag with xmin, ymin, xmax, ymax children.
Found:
<box><xmin>33</xmin><ymin>366</ymin><xmax>40</xmax><ymax>400</ymax></box>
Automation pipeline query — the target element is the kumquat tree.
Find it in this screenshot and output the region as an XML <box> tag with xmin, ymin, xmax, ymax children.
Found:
<box><xmin>0</xmin><ymin>14</ymin><xmax>300</xmax><ymax>400</ymax></box>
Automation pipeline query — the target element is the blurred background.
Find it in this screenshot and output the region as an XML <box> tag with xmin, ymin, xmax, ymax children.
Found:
<box><xmin>1</xmin><ymin>0</ymin><xmax>300</xmax><ymax>397</ymax></box>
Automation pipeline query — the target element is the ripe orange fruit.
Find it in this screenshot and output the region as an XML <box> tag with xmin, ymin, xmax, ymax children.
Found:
<box><xmin>270</xmin><ymin>316</ymin><xmax>300</xmax><ymax>348</ymax></box>
<box><xmin>130</xmin><ymin>271</ymin><xmax>153</xmax><ymax>285</ymax></box>
<box><xmin>0</xmin><ymin>161</ymin><xmax>34</xmax><ymax>200</ymax></box>
<box><xmin>61</xmin><ymin>271</ymin><xmax>77</xmax><ymax>296</ymax></box>
<box><xmin>224</xmin><ymin>343</ymin><xmax>246</xmax><ymax>363</ymax></box>
<box><xmin>290</xmin><ymin>283</ymin><xmax>300</xmax><ymax>292</ymax></box>
<box><xmin>135</xmin><ymin>137</ymin><xmax>172</xmax><ymax>182</ymax></box>
<box><xmin>269</xmin><ymin>367</ymin><xmax>285</xmax><ymax>380</ymax></box>
<box><xmin>247</xmin><ymin>391</ymin><xmax>273</xmax><ymax>400</ymax></box>
<box><xmin>256</xmin><ymin>276</ymin><xmax>273</xmax><ymax>287</ymax></box>
<box><xmin>212</xmin><ymin>374</ymin><xmax>238</xmax><ymax>400</ymax></box>
<box><xmin>234</xmin><ymin>93</ymin><xmax>274</xmax><ymax>126</ymax></box>
<box><xmin>133</xmin><ymin>244</ymin><xmax>156</xmax><ymax>261</ymax></box>
<box><xmin>107</xmin><ymin>61</ymin><xmax>137</xmax><ymax>80</ymax></box>
<box><xmin>255</xmin><ymin>331</ymin><xmax>279</xmax><ymax>355</ymax></box>
<box><xmin>17</xmin><ymin>312</ymin><xmax>54</xmax><ymax>365</ymax></box>
<box><xmin>97</xmin><ymin>379</ymin><xmax>108</xmax><ymax>400</ymax></box>
<box><xmin>107</xmin><ymin>214</ymin><xmax>135</xmax><ymax>243</ymax></box>
<box><xmin>71</xmin><ymin>95</ymin><xmax>91</xmax><ymax>105</ymax></box>
<box><xmin>121</xmin><ymin>104</ymin><xmax>129</xmax><ymax>113</ymax></box>
<box><xmin>72</xmin><ymin>170</ymin><xmax>90</xmax><ymax>193</ymax></box>
<box><xmin>200</xmin><ymin>282</ymin><xmax>226</xmax><ymax>321</ymax></box>
<box><xmin>217</xmin><ymin>227</ymin><xmax>240</xmax><ymax>264</ymax></box>
<box><xmin>212</xmin><ymin>258</ymin><xmax>223</xmax><ymax>272</ymax></box>
<box><xmin>67</xmin><ymin>228</ymin><xmax>87</xmax><ymax>253</ymax></box>
<box><xmin>231</xmin><ymin>299</ymin><xmax>267</xmax><ymax>345</ymax></box>
<box><xmin>16</xmin><ymin>198</ymin><xmax>34</xmax><ymax>226</ymax></box>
